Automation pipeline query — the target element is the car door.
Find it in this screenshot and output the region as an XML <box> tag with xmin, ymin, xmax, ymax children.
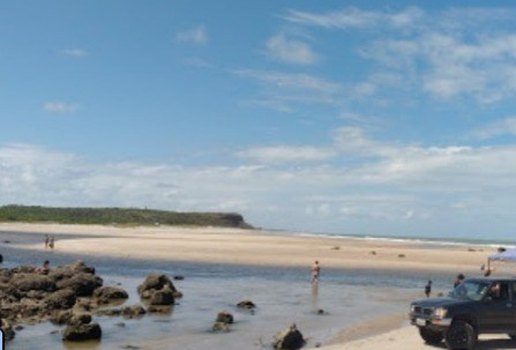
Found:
<box><xmin>477</xmin><ymin>281</ymin><xmax>515</xmax><ymax>333</ymax></box>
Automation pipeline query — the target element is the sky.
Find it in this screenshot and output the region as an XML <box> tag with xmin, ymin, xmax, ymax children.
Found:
<box><xmin>3</xmin><ymin>1</ymin><xmax>516</xmax><ymax>240</ymax></box>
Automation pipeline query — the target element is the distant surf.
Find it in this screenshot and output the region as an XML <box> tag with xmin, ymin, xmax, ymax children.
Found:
<box><xmin>285</xmin><ymin>230</ymin><xmax>516</xmax><ymax>249</ymax></box>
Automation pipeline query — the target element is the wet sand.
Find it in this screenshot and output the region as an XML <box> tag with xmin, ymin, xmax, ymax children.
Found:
<box><xmin>311</xmin><ymin>325</ymin><xmax>512</xmax><ymax>350</ymax></box>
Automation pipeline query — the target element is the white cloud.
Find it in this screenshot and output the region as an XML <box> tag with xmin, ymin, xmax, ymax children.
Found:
<box><xmin>233</xmin><ymin>69</ymin><xmax>342</xmax><ymax>112</ymax></box>
<box><xmin>360</xmin><ymin>24</ymin><xmax>516</xmax><ymax>102</ymax></box>
<box><xmin>4</xmin><ymin>134</ymin><xmax>516</xmax><ymax>236</ymax></box>
<box><xmin>284</xmin><ymin>6</ymin><xmax>424</xmax><ymax>29</ymax></box>
<box><xmin>175</xmin><ymin>25</ymin><xmax>207</xmax><ymax>45</ymax></box>
<box><xmin>283</xmin><ymin>6</ymin><xmax>516</xmax><ymax>103</ymax></box>
<box><xmin>61</xmin><ymin>48</ymin><xmax>88</xmax><ymax>57</ymax></box>
<box><xmin>471</xmin><ymin>117</ymin><xmax>516</xmax><ymax>140</ymax></box>
<box><xmin>238</xmin><ymin>146</ymin><xmax>336</xmax><ymax>163</ymax></box>
<box><xmin>233</xmin><ymin>69</ymin><xmax>340</xmax><ymax>93</ymax></box>
<box><xmin>265</xmin><ymin>33</ymin><xmax>318</xmax><ymax>65</ymax></box>
<box><xmin>43</xmin><ymin>102</ymin><xmax>78</xmax><ymax>113</ymax></box>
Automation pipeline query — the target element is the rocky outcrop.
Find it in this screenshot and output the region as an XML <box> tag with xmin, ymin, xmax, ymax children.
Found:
<box><xmin>212</xmin><ymin>311</ymin><xmax>234</xmax><ymax>333</ymax></box>
<box><xmin>0</xmin><ymin>261</ymin><xmax>102</xmax><ymax>326</ymax></box>
<box><xmin>0</xmin><ymin>318</ymin><xmax>15</xmax><ymax>341</ymax></box>
<box><xmin>138</xmin><ymin>273</ymin><xmax>182</xmax><ymax>308</ymax></box>
<box><xmin>10</xmin><ymin>274</ymin><xmax>56</xmax><ymax>293</ymax></box>
<box><xmin>237</xmin><ymin>300</ymin><xmax>256</xmax><ymax>310</ymax></box>
<box><xmin>56</xmin><ymin>273</ymin><xmax>102</xmax><ymax>297</ymax></box>
<box><xmin>62</xmin><ymin>322</ymin><xmax>101</xmax><ymax>341</ymax></box>
<box><xmin>93</xmin><ymin>286</ymin><xmax>129</xmax><ymax>304</ymax></box>
<box><xmin>45</xmin><ymin>288</ymin><xmax>77</xmax><ymax>310</ymax></box>
<box><xmin>216</xmin><ymin>312</ymin><xmax>234</xmax><ymax>324</ymax></box>
<box><xmin>149</xmin><ymin>288</ymin><xmax>175</xmax><ymax>306</ymax></box>
<box><xmin>273</xmin><ymin>324</ymin><xmax>305</xmax><ymax>350</ymax></box>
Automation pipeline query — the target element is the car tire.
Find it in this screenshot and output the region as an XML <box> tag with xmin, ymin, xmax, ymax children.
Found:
<box><xmin>419</xmin><ymin>327</ymin><xmax>444</xmax><ymax>344</ymax></box>
<box><xmin>445</xmin><ymin>320</ymin><xmax>477</xmax><ymax>350</ymax></box>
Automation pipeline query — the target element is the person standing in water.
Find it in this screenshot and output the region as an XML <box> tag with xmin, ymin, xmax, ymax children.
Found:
<box><xmin>49</xmin><ymin>235</ymin><xmax>55</xmax><ymax>249</ymax></box>
<box><xmin>44</xmin><ymin>234</ymin><xmax>50</xmax><ymax>248</ymax></box>
<box><xmin>425</xmin><ymin>280</ymin><xmax>432</xmax><ymax>298</ymax></box>
<box><xmin>311</xmin><ymin>260</ymin><xmax>321</xmax><ymax>284</ymax></box>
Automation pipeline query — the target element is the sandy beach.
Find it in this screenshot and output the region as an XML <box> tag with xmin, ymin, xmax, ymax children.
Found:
<box><xmin>0</xmin><ymin>223</ymin><xmax>497</xmax><ymax>273</ymax></box>
<box><xmin>0</xmin><ymin>223</ymin><xmax>509</xmax><ymax>350</ymax></box>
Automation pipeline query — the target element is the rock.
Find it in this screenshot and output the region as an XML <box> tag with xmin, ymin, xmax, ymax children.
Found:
<box><xmin>137</xmin><ymin>273</ymin><xmax>177</xmax><ymax>297</ymax></box>
<box><xmin>26</xmin><ymin>290</ymin><xmax>47</xmax><ymax>300</ymax></box>
<box><xmin>121</xmin><ymin>305</ymin><xmax>146</xmax><ymax>318</ymax></box>
<box><xmin>273</xmin><ymin>324</ymin><xmax>305</xmax><ymax>350</ymax></box>
<box><xmin>370</xmin><ymin>250</ymin><xmax>377</xmax><ymax>255</ymax></box>
<box><xmin>45</xmin><ymin>288</ymin><xmax>77</xmax><ymax>310</ymax></box>
<box><xmin>1</xmin><ymin>318</ymin><xmax>15</xmax><ymax>340</ymax></box>
<box><xmin>237</xmin><ymin>300</ymin><xmax>256</xmax><ymax>310</ymax></box>
<box><xmin>49</xmin><ymin>261</ymin><xmax>96</xmax><ymax>282</ymax></box>
<box><xmin>10</xmin><ymin>274</ymin><xmax>56</xmax><ymax>292</ymax></box>
<box><xmin>115</xmin><ymin>322</ymin><xmax>125</xmax><ymax>327</ymax></box>
<box><xmin>95</xmin><ymin>308</ymin><xmax>121</xmax><ymax>317</ymax></box>
<box><xmin>50</xmin><ymin>310</ymin><xmax>74</xmax><ymax>325</ymax></box>
<box><xmin>56</xmin><ymin>273</ymin><xmax>103</xmax><ymax>297</ymax></box>
<box><xmin>498</xmin><ymin>247</ymin><xmax>507</xmax><ymax>253</ymax></box>
<box><xmin>146</xmin><ymin>305</ymin><xmax>172</xmax><ymax>314</ymax></box>
<box><xmin>0</xmin><ymin>254</ymin><xmax>3</xmax><ymax>263</ymax></box>
<box><xmin>62</xmin><ymin>322</ymin><xmax>102</xmax><ymax>341</ymax></box>
<box><xmin>173</xmin><ymin>276</ymin><xmax>184</xmax><ymax>281</ymax></box>
<box><xmin>149</xmin><ymin>288</ymin><xmax>175</xmax><ymax>306</ymax></box>
<box><xmin>14</xmin><ymin>325</ymin><xmax>24</xmax><ymax>331</ymax></box>
<box><xmin>212</xmin><ymin>321</ymin><xmax>230</xmax><ymax>332</ymax></box>
<box><xmin>317</xmin><ymin>309</ymin><xmax>325</xmax><ymax>315</ymax></box>
<box><xmin>121</xmin><ymin>345</ymin><xmax>140</xmax><ymax>350</ymax></box>
<box><xmin>216</xmin><ymin>312</ymin><xmax>234</xmax><ymax>324</ymax></box>
<box><xmin>93</xmin><ymin>286</ymin><xmax>128</xmax><ymax>304</ymax></box>
<box><xmin>398</xmin><ymin>254</ymin><xmax>406</xmax><ymax>258</ymax></box>
<box><xmin>68</xmin><ymin>313</ymin><xmax>92</xmax><ymax>326</ymax></box>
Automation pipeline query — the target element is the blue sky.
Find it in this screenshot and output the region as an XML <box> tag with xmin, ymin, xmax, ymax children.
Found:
<box><xmin>3</xmin><ymin>1</ymin><xmax>516</xmax><ymax>239</ymax></box>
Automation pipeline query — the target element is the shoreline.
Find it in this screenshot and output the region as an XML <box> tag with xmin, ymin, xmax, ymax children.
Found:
<box><xmin>0</xmin><ymin>222</ymin><xmax>506</xmax><ymax>349</ymax></box>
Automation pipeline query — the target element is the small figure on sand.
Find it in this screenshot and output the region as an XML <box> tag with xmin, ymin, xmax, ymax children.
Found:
<box><xmin>481</xmin><ymin>262</ymin><xmax>495</xmax><ymax>277</ymax></box>
<box><xmin>44</xmin><ymin>234</ymin><xmax>50</xmax><ymax>248</ymax></box>
<box><xmin>424</xmin><ymin>280</ymin><xmax>432</xmax><ymax>298</ymax></box>
<box><xmin>453</xmin><ymin>273</ymin><xmax>465</xmax><ymax>288</ymax></box>
<box><xmin>35</xmin><ymin>260</ymin><xmax>50</xmax><ymax>275</ymax></box>
<box><xmin>49</xmin><ymin>235</ymin><xmax>55</xmax><ymax>249</ymax></box>
<box><xmin>311</xmin><ymin>260</ymin><xmax>321</xmax><ymax>284</ymax></box>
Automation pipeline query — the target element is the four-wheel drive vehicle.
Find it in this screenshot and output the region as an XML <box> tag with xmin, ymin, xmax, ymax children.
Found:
<box><xmin>409</xmin><ymin>277</ymin><xmax>516</xmax><ymax>350</ymax></box>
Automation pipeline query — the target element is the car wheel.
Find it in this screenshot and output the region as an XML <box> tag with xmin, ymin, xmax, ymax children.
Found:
<box><xmin>445</xmin><ymin>320</ymin><xmax>477</xmax><ymax>350</ymax></box>
<box><xmin>419</xmin><ymin>327</ymin><xmax>444</xmax><ymax>344</ymax></box>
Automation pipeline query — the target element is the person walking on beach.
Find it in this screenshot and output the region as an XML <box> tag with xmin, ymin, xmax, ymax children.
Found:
<box><xmin>311</xmin><ymin>260</ymin><xmax>321</xmax><ymax>284</ymax></box>
<box><xmin>424</xmin><ymin>280</ymin><xmax>432</xmax><ymax>298</ymax></box>
<box><xmin>44</xmin><ymin>234</ymin><xmax>50</xmax><ymax>248</ymax></box>
<box><xmin>453</xmin><ymin>273</ymin><xmax>465</xmax><ymax>288</ymax></box>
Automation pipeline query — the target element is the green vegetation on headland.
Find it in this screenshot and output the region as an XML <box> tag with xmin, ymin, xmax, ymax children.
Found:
<box><xmin>0</xmin><ymin>205</ymin><xmax>252</xmax><ymax>228</ymax></box>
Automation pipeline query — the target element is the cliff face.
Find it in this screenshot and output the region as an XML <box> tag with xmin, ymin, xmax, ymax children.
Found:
<box><xmin>0</xmin><ymin>205</ymin><xmax>253</xmax><ymax>229</ymax></box>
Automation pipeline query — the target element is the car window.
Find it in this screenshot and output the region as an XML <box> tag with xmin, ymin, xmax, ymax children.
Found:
<box><xmin>487</xmin><ymin>282</ymin><xmax>510</xmax><ymax>301</ymax></box>
<box><xmin>451</xmin><ymin>281</ymin><xmax>490</xmax><ymax>301</ymax></box>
